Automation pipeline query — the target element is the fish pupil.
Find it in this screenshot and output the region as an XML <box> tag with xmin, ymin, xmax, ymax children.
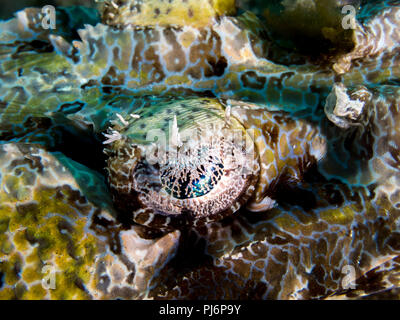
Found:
<box><xmin>161</xmin><ymin>162</ymin><xmax>224</xmax><ymax>199</ymax></box>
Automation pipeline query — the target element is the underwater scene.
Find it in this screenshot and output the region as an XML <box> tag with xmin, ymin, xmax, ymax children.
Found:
<box><xmin>0</xmin><ymin>0</ymin><xmax>400</xmax><ymax>300</ymax></box>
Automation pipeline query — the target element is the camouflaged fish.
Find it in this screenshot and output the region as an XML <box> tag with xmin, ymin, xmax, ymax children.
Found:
<box><xmin>0</xmin><ymin>0</ymin><xmax>400</xmax><ymax>300</ymax></box>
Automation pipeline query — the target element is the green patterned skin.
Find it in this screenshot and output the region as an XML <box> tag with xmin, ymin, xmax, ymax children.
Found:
<box><xmin>0</xmin><ymin>0</ymin><xmax>400</xmax><ymax>299</ymax></box>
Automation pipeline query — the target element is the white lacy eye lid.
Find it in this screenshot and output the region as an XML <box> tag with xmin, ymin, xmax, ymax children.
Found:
<box><xmin>134</xmin><ymin>134</ymin><xmax>252</xmax><ymax>191</ymax></box>
<box><xmin>152</xmin><ymin>122</ymin><xmax>254</xmax><ymax>174</ymax></box>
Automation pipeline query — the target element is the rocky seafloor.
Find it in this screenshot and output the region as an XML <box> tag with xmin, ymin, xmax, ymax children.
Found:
<box><xmin>0</xmin><ymin>0</ymin><xmax>400</xmax><ymax>300</ymax></box>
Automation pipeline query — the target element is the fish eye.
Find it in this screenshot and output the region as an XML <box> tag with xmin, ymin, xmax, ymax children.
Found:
<box><xmin>160</xmin><ymin>154</ymin><xmax>225</xmax><ymax>199</ymax></box>
<box><xmin>106</xmin><ymin>119</ymin><xmax>260</xmax><ymax>230</ymax></box>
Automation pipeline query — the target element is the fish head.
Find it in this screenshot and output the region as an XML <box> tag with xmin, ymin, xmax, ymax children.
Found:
<box><xmin>104</xmin><ymin>98</ymin><xmax>260</xmax><ymax>229</ymax></box>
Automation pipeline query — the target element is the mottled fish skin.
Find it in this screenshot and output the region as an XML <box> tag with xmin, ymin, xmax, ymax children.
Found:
<box><xmin>103</xmin><ymin>83</ymin><xmax>400</xmax><ymax>299</ymax></box>
<box><xmin>38</xmin><ymin>3</ymin><xmax>400</xmax><ymax>108</ymax></box>
<box><xmin>146</xmin><ymin>85</ymin><xmax>400</xmax><ymax>299</ymax></box>
<box><xmin>0</xmin><ymin>0</ymin><xmax>400</xmax><ymax>300</ymax></box>
<box><xmin>105</xmin><ymin>98</ymin><xmax>326</xmax><ymax>229</ymax></box>
<box><xmin>333</xmin><ymin>0</ymin><xmax>400</xmax><ymax>75</ymax></box>
<box><xmin>99</xmin><ymin>0</ymin><xmax>237</xmax><ymax>28</ymax></box>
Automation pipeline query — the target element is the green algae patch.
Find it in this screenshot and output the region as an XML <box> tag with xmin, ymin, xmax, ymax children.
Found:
<box><xmin>0</xmin><ymin>145</ymin><xmax>107</xmax><ymax>299</ymax></box>
<box><xmin>274</xmin><ymin>213</ymin><xmax>301</xmax><ymax>233</ymax></box>
<box><xmin>20</xmin><ymin>283</ymin><xmax>47</xmax><ymax>300</ymax></box>
<box><xmin>0</xmin><ymin>217</ymin><xmax>10</xmax><ymax>234</ymax></box>
<box><xmin>320</xmin><ymin>206</ymin><xmax>355</xmax><ymax>225</ymax></box>
<box><xmin>21</xmin><ymin>265</ymin><xmax>43</xmax><ymax>284</ymax></box>
<box><xmin>0</xmin><ymin>234</ymin><xmax>13</xmax><ymax>255</ymax></box>
<box><xmin>0</xmin><ymin>184</ymin><xmax>102</xmax><ymax>299</ymax></box>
